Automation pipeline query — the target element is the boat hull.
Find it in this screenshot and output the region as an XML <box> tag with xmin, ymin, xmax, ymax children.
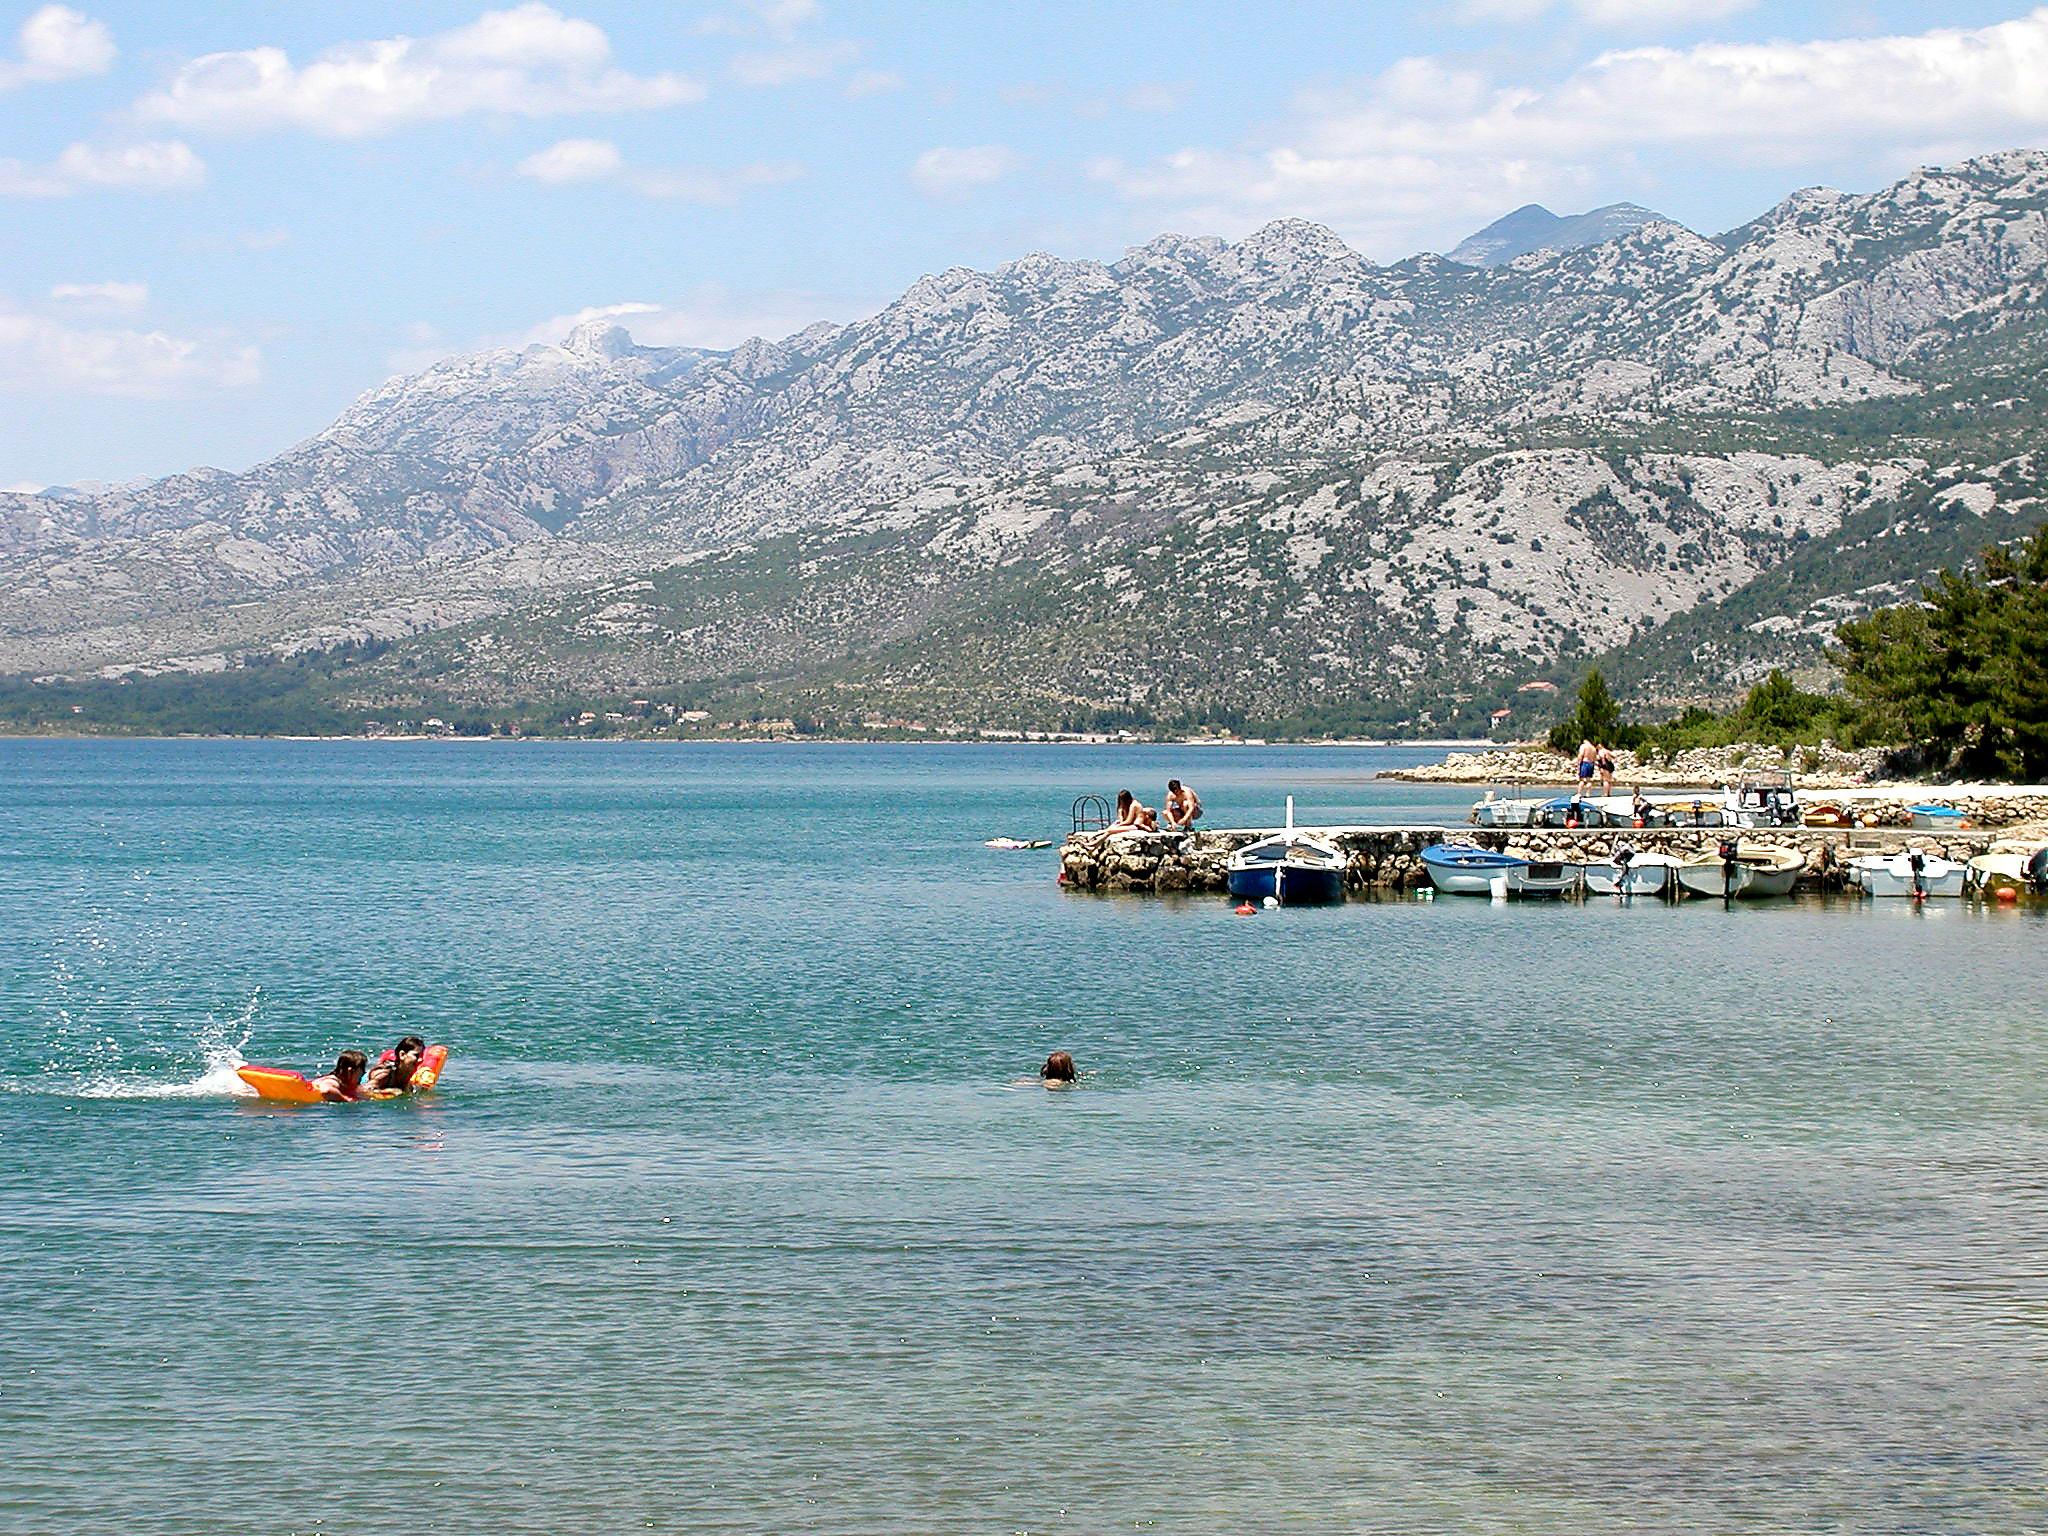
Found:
<box><xmin>1420</xmin><ymin>846</ymin><xmax>1524</xmax><ymax>895</ymax></box>
<box><xmin>1854</xmin><ymin>857</ymin><xmax>1966</xmax><ymax>898</ymax></box>
<box><xmin>1582</xmin><ymin>859</ymin><xmax>1671</xmax><ymax>896</ymax></box>
<box><xmin>1677</xmin><ymin>860</ymin><xmax>1756</xmax><ymax>899</ymax></box>
<box><xmin>1226</xmin><ymin>866</ymin><xmax>1277</xmax><ymax>901</ymax></box>
<box><xmin>1275</xmin><ymin>864</ymin><xmax>1345</xmax><ymax>905</ymax></box>
<box><xmin>1504</xmin><ymin>862</ymin><xmax>1579</xmax><ymax>896</ymax></box>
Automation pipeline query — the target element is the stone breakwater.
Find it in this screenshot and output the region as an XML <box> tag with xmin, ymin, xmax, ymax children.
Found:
<box><xmin>1380</xmin><ymin>742</ymin><xmax>1883</xmax><ymax>788</ymax></box>
<box><xmin>1059</xmin><ymin>826</ymin><xmax>2009</xmax><ymax>896</ymax></box>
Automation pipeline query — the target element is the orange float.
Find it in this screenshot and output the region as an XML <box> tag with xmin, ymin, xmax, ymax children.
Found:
<box><xmin>237</xmin><ymin>1044</ymin><xmax>449</xmax><ymax>1104</ymax></box>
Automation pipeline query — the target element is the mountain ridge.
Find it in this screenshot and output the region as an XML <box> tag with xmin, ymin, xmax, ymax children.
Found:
<box><xmin>4</xmin><ymin>149</ymin><xmax>2048</xmax><ymax>733</ymax></box>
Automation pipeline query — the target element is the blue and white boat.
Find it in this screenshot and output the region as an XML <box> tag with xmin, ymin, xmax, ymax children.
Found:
<box><xmin>1225</xmin><ymin>797</ymin><xmax>1347</xmax><ymax>905</ymax></box>
<box><xmin>1908</xmin><ymin>803</ymin><xmax>1967</xmax><ymax>830</ymax></box>
<box><xmin>1420</xmin><ymin>843</ymin><xmax>1524</xmax><ymax>895</ymax></box>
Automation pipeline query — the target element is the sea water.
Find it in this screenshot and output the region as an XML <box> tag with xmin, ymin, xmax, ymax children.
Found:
<box><xmin>1</xmin><ymin>739</ymin><xmax>2044</xmax><ymax>1534</ymax></box>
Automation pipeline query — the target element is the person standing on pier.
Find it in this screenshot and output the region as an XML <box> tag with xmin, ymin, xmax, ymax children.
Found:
<box><xmin>1576</xmin><ymin>738</ymin><xmax>1597</xmax><ymax>791</ymax></box>
<box><xmin>1164</xmin><ymin>779</ymin><xmax>1202</xmax><ymax>832</ymax></box>
<box><xmin>1596</xmin><ymin>744</ymin><xmax>1617</xmax><ymax>798</ymax></box>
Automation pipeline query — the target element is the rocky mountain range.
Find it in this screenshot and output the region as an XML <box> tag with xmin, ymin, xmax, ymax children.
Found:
<box><xmin>4</xmin><ymin>149</ymin><xmax>2047</xmax><ymax>733</ymax></box>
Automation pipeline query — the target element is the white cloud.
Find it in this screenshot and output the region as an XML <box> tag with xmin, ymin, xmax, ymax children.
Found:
<box><xmin>0</xmin><ymin>4</ymin><xmax>113</xmax><ymax>89</ymax></box>
<box><xmin>697</xmin><ymin>0</ymin><xmax>821</xmax><ymax>40</ymax></box>
<box><xmin>910</xmin><ymin>144</ymin><xmax>1022</xmax><ymax>196</ymax></box>
<box><xmin>842</xmin><ymin>67</ymin><xmax>901</xmax><ymax>99</ymax></box>
<box><xmin>516</xmin><ymin>136</ymin><xmax>623</xmax><ymax>183</ymax></box>
<box><xmin>239</xmin><ymin>227</ymin><xmax>290</xmax><ymax>251</ymax></box>
<box><xmin>1097</xmin><ymin>9</ymin><xmax>2048</xmax><ymax>256</ymax></box>
<box><xmin>1454</xmin><ymin>0</ymin><xmax>1753</xmax><ymax>21</ymax></box>
<box><xmin>0</xmin><ymin>301</ymin><xmax>259</xmax><ymax>397</ymax></box>
<box><xmin>515</xmin><ymin>137</ymin><xmax>802</xmax><ymax>202</ymax></box>
<box><xmin>134</xmin><ymin>3</ymin><xmax>700</xmax><ymax>138</ymax></box>
<box><xmin>0</xmin><ymin>140</ymin><xmax>205</xmax><ymax>197</ymax></box>
<box><xmin>729</xmin><ymin>38</ymin><xmax>859</xmax><ymax>86</ymax></box>
<box><xmin>390</xmin><ymin>282</ymin><xmax>874</xmax><ymax>372</ymax></box>
<box><xmin>49</xmin><ymin>280</ymin><xmax>148</xmax><ymax>312</ymax></box>
<box><xmin>523</xmin><ymin>284</ymin><xmax>871</xmax><ymax>349</ymax></box>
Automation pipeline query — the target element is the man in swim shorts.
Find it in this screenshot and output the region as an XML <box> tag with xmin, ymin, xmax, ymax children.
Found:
<box><xmin>1163</xmin><ymin>779</ymin><xmax>1202</xmax><ymax>831</ymax></box>
<box><xmin>309</xmin><ymin>1050</ymin><xmax>369</xmax><ymax>1103</ymax></box>
<box><xmin>365</xmin><ymin>1035</ymin><xmax>426</xmax><ymax>1094</ymax></box>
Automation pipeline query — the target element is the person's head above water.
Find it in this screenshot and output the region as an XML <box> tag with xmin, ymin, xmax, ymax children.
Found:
<box><xmin>1042</xmin><ymin>1051</ymin><xmax>1077</xmax><ymax>1082</ymax></box>
<box><xmin>334</xmin><ymin>1049</ymin><xmax>368</xmax><ymax>1084</ymax></box>
<box><xmin>394</xmin><ymin>1035</ymin><xmax>425</xmax><ymax>1061</ymax></box>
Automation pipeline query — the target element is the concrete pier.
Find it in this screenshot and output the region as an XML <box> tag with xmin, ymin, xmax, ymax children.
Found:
<box><xmin>1058</xmin><ymin>824</ymin><xmax>2008</xmax><ymax>895</ymax></box>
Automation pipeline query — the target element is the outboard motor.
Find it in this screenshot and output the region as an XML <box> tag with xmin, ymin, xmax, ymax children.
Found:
<box><xmin>1718</xmin><ymin>837</ymin><xmax>1740</xmax><ymax>900</ymax></box>
<box><xmin>2029</xmin><ymin>846</ymin><xmax>2048</xmax><ymax>892</ymax></box>
<box><xmin>1908</xmin><ymin>846</ymin><xmax>1927</xmax><ymax>899</ymax></box>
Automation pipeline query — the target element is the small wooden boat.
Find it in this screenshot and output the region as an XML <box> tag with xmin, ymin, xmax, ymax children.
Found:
<box><xmin>1802</xmin><ymin>804</ymin><xmax>1852</xmax><ymax>828</ymax></box>
<box><xmin>1420</xmin><ymin>844</ymin><xmax>1524</xmax><ymax>895</ymax></box>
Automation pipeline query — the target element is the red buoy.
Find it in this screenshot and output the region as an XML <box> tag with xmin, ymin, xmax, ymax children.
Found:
<box><xmin>1234</xmin><ymin>902</ymin><xmax>1256</xmax><ymax>916</ymax></box>
<box><xmin>1997</xmin><ymin>886</ymin><xmax>2018</xmax><ymax>903</ymax></box>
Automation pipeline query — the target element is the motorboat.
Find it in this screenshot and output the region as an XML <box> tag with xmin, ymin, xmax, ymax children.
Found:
<box><xmin>1728</xmin><ymin>777</ymin><xmax>1802</xmax><ymax>828</ymax></box>
<box><xmin>1581</xmin><ymin>850</ymin><xmax>1683</xmax><ymax>896</ymax></box>
<box><xmin>1675</xmin><ymin>845</ymin><xmax>1801</xmax><ymax>899</ymax></box>
<box><xmin>1849</xmin><ymin>851</ymin><xmax>1967</xmax><ymax>898</ymax></box>
<box><xmin>1420</xmin><ymin>844</ymin><xmax>1525</xmax><ymax>895</ymax></box>
<box><xmin>1503</xmin><ymin>860</ymin><xmax>1580</xmax><ymax>897</ymax></box>
<box><xmin>1469</xmin><ymin>789</ymin><xmax>1541</xmax><ymax>828</ymax></box>
<box><xmin>1225</xmin><ymin>800</ymin><xmax>1346</xmax><ymax>905</ymax></box>
<box><xmin>1803</xmin><ymin>803</ymin><xmax>1853</xmax><ymax>828</ymax></box>
<box><xmin>1636</xmin><ymin>795</ymin><xmax>1727</xmax><ymax>829</ymax></box>
<box><xmin>1530</xmin><ymin>795</ymin><xmax>1624</xmax><ymax>829</ymax></box>
<box><xmin>1908</xmin><ymin>803</ymin><xmax>1968</xmax><ymax>831</ymax></box>
<box><xmin>1965</xmin><ymin>852</ymin><xmax>2035</xmax><ymax>897</ymax></box>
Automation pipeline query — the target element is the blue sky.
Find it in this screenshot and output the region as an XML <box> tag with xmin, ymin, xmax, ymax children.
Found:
<box><xmin>2</xmin><ymin>0</ymin><xmax>2045</xmax><ymax>488</ymax></box>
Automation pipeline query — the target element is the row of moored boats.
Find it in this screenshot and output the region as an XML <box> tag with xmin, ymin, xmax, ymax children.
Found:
<box><xmin>1421</xmin><ymin>843</ymin><xmax>2046</xmax><ymax>900</ymax></box>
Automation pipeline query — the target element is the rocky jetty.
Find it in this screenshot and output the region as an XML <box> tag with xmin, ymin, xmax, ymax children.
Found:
<box><xmin>1059</xmin><ymin>825</ymin><xmax>2010</xmax><ymax>896</ymax></box>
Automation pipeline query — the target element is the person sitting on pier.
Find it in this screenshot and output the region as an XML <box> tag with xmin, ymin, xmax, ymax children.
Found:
<box><xmin>1163</xmin><ymin>779</ymin><xmax>1202</xmax><ymax>832</ymax></box>
<box><xmin>1105</xmin><ymin>789</ymin><xmax>1158</xmax><ymax>835</ymax></box>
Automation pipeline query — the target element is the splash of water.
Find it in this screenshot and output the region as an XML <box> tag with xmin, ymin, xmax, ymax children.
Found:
<box><xmin>62</xmin><ymin>988</ymin><xmax>263</xmax><ymax>1099</ymax></box>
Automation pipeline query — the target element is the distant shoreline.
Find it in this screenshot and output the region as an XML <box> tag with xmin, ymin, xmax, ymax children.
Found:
<box><xmin>0</xmin><ymin>730</ymin><xmax>1490</xmax><ymax>750</ymax></box>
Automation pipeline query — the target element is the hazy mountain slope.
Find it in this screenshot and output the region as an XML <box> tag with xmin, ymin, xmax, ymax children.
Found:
<box><xmin>1447</xmin><ymin>202</ymin><xmax>1669</xmax><ymax>267</ymax></box>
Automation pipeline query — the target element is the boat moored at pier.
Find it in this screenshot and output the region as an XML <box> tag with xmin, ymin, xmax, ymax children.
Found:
<box><xmin>1851</xmin><ymin>851</ymin><xmax>1967</xmax><ymax>898</ymax></box>
<box><xmin>1419</xmin><ymin>844</ymin><xmax>1525</xmax><ymax>895</ymax></box>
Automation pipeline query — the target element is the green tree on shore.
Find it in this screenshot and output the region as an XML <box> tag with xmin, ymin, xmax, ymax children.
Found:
<box><xmin>1834</xmin><ymin>525</ymin><xmax>2048</xmax><ymax>779</ymax></box>
<box><xmin>1546</xmin><ymin>668</ymin><xmax>1636</xmax><ymax>752</ymax></box>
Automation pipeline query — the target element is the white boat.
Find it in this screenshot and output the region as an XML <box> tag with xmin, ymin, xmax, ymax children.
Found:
<box><xmin>1965</xmin><ymin>852</ymin><xmax>2033</xmax><ymax>897</ymax></box>
<box><xmin>1581</xmin><ymin>850</ymin><xmax>1683</xmax><ymax>896</ymax></box>
<box><xmin>1420</xmin><ymin>844</ymin><xmax>1525</xmax><ymax>895</ymax></box>
<box><xmin>1676</xmin><ymin>846</ymin><xmax>1801</xmax><ymax>899</ymax></box>
<box><xmin>1503</xmin><ymin>859</ymin><xmax>1580</xmax><ymax>897</ymax></box>
<box><xmin>1908</xmin><ymin>803</ymin><xmax>1968</xmax><ymax>831</ymax></box>
<box><xmin>1469</xmin><ymin>789</ymin><xmax>1542</xmax><ymax>828</ymax></box>
<box><xmin>1850</xmin><ymin>852</ymin><xmax>1967</xmax><ymax>898</ymax></box>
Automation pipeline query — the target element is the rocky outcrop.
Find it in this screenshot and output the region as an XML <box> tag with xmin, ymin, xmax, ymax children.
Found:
<box><xmin>1380</xmin><ymin>742</ymin><xmax>1887</xmax><ymax>788</ymax></box>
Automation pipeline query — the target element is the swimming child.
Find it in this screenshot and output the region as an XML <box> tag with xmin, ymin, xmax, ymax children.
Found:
<box><xmin>1041</xmin><ymin>1051</ymin><xmax>1078</xmax><ymax>1085</ymax></box>
<box><xmin>308</xmin><ymin>1050</ymin><xmax>369</xmax><ymax>1103</ymax></box>
<box><xmin>365</xmin><ymin>1035</ymin><xmax>426</xmax><ymax>1094</ymax></box>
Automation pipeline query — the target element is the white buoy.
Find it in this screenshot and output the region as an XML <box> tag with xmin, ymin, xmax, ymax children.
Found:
<box><xmin>1489</xmin><ymin>874</ymin><xmax>1509</xmax><ymax>904</ymax></box>
<box><xmin>1262</xmin><ymin>895</ymin><xmax>1278</xmax><ymax>909</ymax></box>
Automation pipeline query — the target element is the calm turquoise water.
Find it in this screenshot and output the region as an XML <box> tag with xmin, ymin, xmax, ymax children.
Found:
<box><xmin>2</xmin><ymin>740</ymin><xmax>2045</xmax><ymax>1534</ymax></box>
